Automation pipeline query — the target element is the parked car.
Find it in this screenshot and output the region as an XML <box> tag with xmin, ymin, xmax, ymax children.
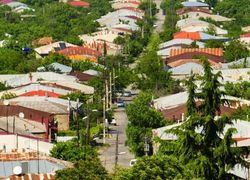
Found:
<box><xmin>123</xmin><ymin>91</ymin><xmax>132</xmax><ymax>97</ymax></box>
<box><xmin>129</xmin><ymin>159</ymin><xmax>137</xmax><ymax>166</ymax></box>
<box><xmin>116</xmin><ymin>100</ymin><xmax>125</xmax><ymax>107</ymax></box>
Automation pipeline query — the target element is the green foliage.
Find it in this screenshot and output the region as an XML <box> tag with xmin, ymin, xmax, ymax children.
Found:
<box><xmin>0</xmin><ymin>0</ymin><xmax>111</xmax><ymax>74</ymax></box>
<box><xmin>214</xmin><ymin>0</ymin><xmax>250</xmax><ymax>37</ymax></box>
<box><xmin>224</xmin><ymin>82</ymin><xmax>250</xmax><ymax>100</ymax></box>
<box><xmin>114</xmin><ymin>155</ymin><xmax>185</xmax><ymax>180</ymax></box>
<box><xmin>50</xmin><ymin>140</ymin><xmax>97</xmax><ymax>162</ymax></box>
<box><xmin>1</xmin><ymin>92</ymin><xmax>17</xmax><ymax>100</ymax></box>
<box><xmin>135</xmin><ymin>33</ymin><xmax>181</xmax><ymax>96</ymax></box>
<box><xmin>205</xmin><ymin>39</ymin><xmax>224</xmax><ymax>48</ymax></box>
<box><xmin>55</xmin><ymin>158</ymin><xmax>108</xmax><ymax>180</ymax></box>
<box><xmin>126</xmin><ymin>92</ymin><xmax>166</xmax><ymax>156</ymax></box>
<box><xmin>42</xmin><ymin>54</ymin><xmax>72</xmax><ymax>66</ymax></box>
<box><xmin>230</xmin><ymin>106</ymin><xmax>250</xmax><ymax>121</ymax></box>
<box><xmin>205</xmin><ymin>24</ymin><xmax>217</xmax><ymax>35</ymax></box>
<box><xmin>163</xmin><ymin>58</ymin><xmax>249</xmax><ymax>179</ymax></box>
<box><xmin>0</xmin><ymin>82</ymin><xmax>10</xmax><ymax>91</ymax></box>
<box><xmin>224</xmin><ymin>40</ymin><xmax>250</xmax><ymax>62</ymax></box>
<box><xmin>160</xmin><ymin>0</ymin><xmax>181</xmax><ymax>41</ymax></box>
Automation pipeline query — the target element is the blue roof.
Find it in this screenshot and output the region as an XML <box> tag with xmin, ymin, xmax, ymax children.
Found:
<box><xmin>181</xmin><ymin>1</ymin><xmax>209</xmax><ymax>7</ymax></box>
<box><xmin>199</xmin><ymin>32</ymin><xmax>229</xmax><ymax>41</ymax></box>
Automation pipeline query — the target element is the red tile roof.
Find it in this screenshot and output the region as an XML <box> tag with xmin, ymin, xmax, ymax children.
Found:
<box><xmin>240</xmin><ymin>33</ymin><xmax>250</xmax><ymax>38</ymax></box>
<box><xmin>58</xmin><ymin>46</ymin><xmax>102</xmax><ymax>57</ymax></box>
<box><xmin>68</xmin><ymin>0</ymin><xmax>90</xmax><ymax>7</ymax></box>
<box><xmin>20</xmin><ymin>90</ymin><xmax>61</xmax><ymax>98</ymax></box>
<box><xmin>174</xmin><ymin>32</ymin><xmax>201</xmax><ymax>40</ymax></box>
<box><xmin>169</xmin><ymin>48</ymin><xmax>223</xmax><ymax>57</ymax></box>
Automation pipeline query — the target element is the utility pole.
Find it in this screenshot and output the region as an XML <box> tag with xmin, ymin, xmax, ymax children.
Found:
<box><xmin>115</xmin><ymin>128</ymin><xmax>119</xmax><ymax>169</ymax></box>
<box><xmin>76</xmin><ymin>99</ymin><xmax>80</xmax><ymax>146</ymax></box>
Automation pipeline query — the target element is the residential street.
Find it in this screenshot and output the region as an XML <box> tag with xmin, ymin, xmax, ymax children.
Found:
<box><xmin>99</xmin><ymin>108</ymin><xmax>134</xmax><ymax>172</ymax></box>
<box><xmin>154</xmin><ymin>0</ymin><xmax>165</xmax><ymax>33</ymax></box>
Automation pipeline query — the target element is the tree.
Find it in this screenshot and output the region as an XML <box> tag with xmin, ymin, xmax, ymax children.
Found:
<box><xmin>205</xmin><ymin>39</ymin><xmax>224</xmax><ymax>48</ymax></box>
<box><xmin>126</xmin><ymin>92</ymin><xmax>166</xmax><ymax>156</ymax></box>
<box><xmin>55</xmin><ymin>158</ymin><xmax>108</xmax><ymax>180</ymax></box>
<box><xmin>114</xmin><ymin>155</ymin><xmax>185</xmax><ymax>180</ymax></box>
<box><xmin>135</xmin><ymin>33</ymin><xmax>180</xmax><ymax>96</ymax></box>
<box><xmin>167</xmin><ymin>58</ymin><xmax>249</xmax><ymax>179</ymax></box>
<box><xmin>224</xmin><ymin>40</ymin><xmax>250</xmax><ymax>62</ymax></box>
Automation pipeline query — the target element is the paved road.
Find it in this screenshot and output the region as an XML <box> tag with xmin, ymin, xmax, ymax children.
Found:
<box><xmin>99</xmin><ymin>108</ymin><xmax>134</xmax><ymax>172</ymax></box>
<box><xmin>154</xmin><ymin>0</ymin><xmax>165</xmax><ymax>33</ymax></box>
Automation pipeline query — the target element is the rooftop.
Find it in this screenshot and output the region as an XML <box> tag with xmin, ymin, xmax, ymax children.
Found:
<box><xmin>169</xmin><ymin>48</ymin><xmax>223</xmax><ymax>57</ymax></box>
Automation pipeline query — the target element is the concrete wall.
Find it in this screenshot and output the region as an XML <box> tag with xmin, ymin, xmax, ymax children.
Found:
<box><xmin>55</xmin><ymin>114</ymin><xmax>69</xmax><ymax>131</ymax></box>
<box><xmin>0</xmin><ymin>134</ymin><xmax>54</xmax><ymax>155</ymax></box>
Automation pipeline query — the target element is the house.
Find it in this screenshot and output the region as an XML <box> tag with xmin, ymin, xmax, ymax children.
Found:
<box><xmin>83</xmin><ymin>69</ymin><xmax>101</xmax><ymax>76</ymax></box>
<box><xmin>213</xmin><ymin>68</ymin><xmax>250</xmax><ymax>83</ymax></box>
<box><xmin>240</xmin><ymin>34</ymin><xmax>250</xmax><ymax>50</ymax></box>
<box><xmin>79</xmin><ymin>29</ymin><xmax>122</xmax><ymax>55</ymax></box>
<box><xmin>221</xmin><ymin>57</ymin><xmax>250</xmax><ymax>69</ymax></box>
<box><xmin>57</xmin><ymin>46</ymin><xmax>102</xmax><ymax>63</ymax></box>
<box><xmin>112</xmin><ymin>1</ymin><xmax>140</xmax><ymax>10</ymax></box>
<box><xmin>177</xmin><ymin>7</ymin><xmax>211</xmax><ymax>16</ymax></box>
<box><xmin>173</xmin><ymin>31</ymin><xmax>229</xmax><ymax>41</ymax></box>
<box><xmin>177</xmin><ymin>7</ymin><xmax>232</xmax><ymax>22</ymax></box>
<box><xmin>97</xmin><ymin>8</ymin><xmax>143</xmax><ymax>31</ymax></box>
<box><xmin>0</xmin><ymin>151</ymin><xmax>72</xmax><ymax>179</ymax></box>
<box><xmin>152</xmin><ymin>119</ymin><xmax>250</xmax><ymax>146</ymax></box>
<box><xmin>37</xmin><ymin>62</ymin><xmax>73</xmax><ymax>73</ymax></box>
<box><xmin>7</xmin><ymin>96</ymin><xmax>81</xmax><ymax>131</ymax></box>
<box><xmin>98</xmin><ymin>16</ymin><xmax>138</xmax><ymax>29</ymax></box>
<box><xmin>157</xmin><ymin>39</ymin><xmax>205</xmax><ymax>58</ymax></box>
<box><xmin>34</xmin><ymin>41</ymin><xmax>78</xmax><ymax>59</ymax></box>
<box><xmin>68</xmin><ymin>71</ymin><xmax>95</xmax><ymax>82</ymax></box>
<box><xmin>181</xmin><ymin>1</ymin><xmax>209</xmax><ymax>9</ymax></box>
<box><xmin>32</xmin><ymin>37</ymin><xmax>53</xmax><ymax>46</ymax></box>
<box><xmin>165</xmin><ymin>48</ymin><xmax>225</xmax><ymax>68</ymax></box>
<box><xmin>176</xmin><ymin>18</ymin><xmax>228</xmax><ymax>36</ymax></box>
<box><xmin>0</xmin><ymin>83</ymin><xmax>73</xmax><ymax>98</ymax></box>
<box><xmin>153</xmin><ymin>91</ymin><xmax>250</xmax><ymax>122</ymax></box>
<box><xmin>39</xmin><ymin>81</ymin><xmax>95</xmax><ymax>94</ymax></box>
<box><xmin>0</xmin><ymin>72</ymin><xmax>77</xmax><ymax>87</ymax></box>
<box><xmin>68</xmin><ymin>0</ymin><xmax>90</xmax><ymax>8</ymax></box>
<box><xmin>169</xmin><ymin>62</ymin><xmax>204</xmax><ymax>79</ymax></box>
<box><xmin>242</xmin><ymin>26</ymin><xmax>250</xmax><ymax>33</ymax></box>
<box><xmin>0</xmin><ymin>104</ymin><xmax>56</xmax><ymax>141</ymax></box>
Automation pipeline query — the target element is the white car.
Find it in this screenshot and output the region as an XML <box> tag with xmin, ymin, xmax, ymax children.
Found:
<box><xmin>110</xmin><ymin>118</ymin><xmax>117</xmax><ymax>126</ymax></box>
<box><xmin>129</xmin><ymin>159</ymin><xmax>137</xmax><ymax>166</ymax></box>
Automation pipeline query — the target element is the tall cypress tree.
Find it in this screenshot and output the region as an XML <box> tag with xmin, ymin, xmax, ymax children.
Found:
<box><xmin>168</xmin><ymin>57</ymin><xmax>249</xmax><ymax>179</ymax></box>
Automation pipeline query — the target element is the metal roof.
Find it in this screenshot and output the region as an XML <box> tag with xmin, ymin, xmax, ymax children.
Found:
<box><xmin>0</xmin><ymin>72</ymin><xmax>77</xmax><ymax>87</ymax></box>
<box><xmin>0</xmin><ymin>160</ymin><xmax>64</xmax><ymax>177</ymax></box>
<box><xmin>169</xmin><ymin>62</ymin><xmax>203</xmax><ymax>75</ymax></box>
<box><xmin>47</xmin><ymin>63</ymin><xmax>72</xmax><ymax>73</ymax></box>
<box><xmin>221</xmin><ymin>57</ymin><xmax>250</xmax><ymax>69</ymax></box>
<box><xmin>181</xmin><ymin>1</ymin><xmax>209</xmax><ymax>7</ymax></box>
